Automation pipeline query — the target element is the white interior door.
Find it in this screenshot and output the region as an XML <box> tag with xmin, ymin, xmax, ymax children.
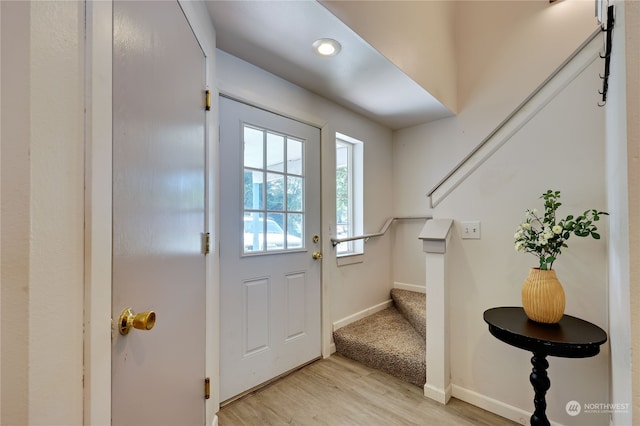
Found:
<box><xmin>219</xmin><ymin>97</ymin><xmax>322</xmax><ymax>402</ymax></box>
<box><xmin>111</xmin><ymin>1</ymin><xmax>207</xmax><ymax>424</ymax></box>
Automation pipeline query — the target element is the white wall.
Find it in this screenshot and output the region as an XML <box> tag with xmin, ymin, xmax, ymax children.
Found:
<box><xmin>392</xmin><ymin>1</ymin><xmax>611</xmax><ymax>425</ymax></box>
<box><xmin>392</xmin><ymin>0</ymin><xmax>599</xmax><ymax>303</ymax></box>
<box><xmin>216</xmin><ymin>50</ymin><xmax>395</xmax><ymax>354</ymax></box>
<box><xmin>1</xmin><ymin>2</ymin><xmax>30</xmax><ymax>422</ymax></box>
<box><xmin>624</xmin><ymin>2</ymin><xmax>640</xmax><ymax>420</ymax></box>
<box><xmin>437</xmin><ymin>59</ymin><xmax>608</xmax><ymax>425</ymax></box>
<box><xmin>607</xmin><ymin>1</ymin><xmax>640</xmax><ymax>425</ymax></box>
<box><xmin>0</xmin><ymin>3</ymin><xmax>394</xmax><ymax>423</ymax></box>
<box><xmin>625</xmin><ymin>2</ymin><xmax>640</xmax><ymax>421</ymax></box>
<box><xmin>605</xmin><ymin>2</ymin><xmax>631</xmax><ymax>424</ymax></box>
<box><xmin>320</xmin><ymin>0</ymin><xmax>458</xmax><ymax>113</ymax></box>
<box><xmin>1</xmin><ymin>1</ymin><xmax>85</xmax><ymax>425</ymax></box>
<box><xmin>0</xmin><ymin>1</ymin><xmax>630</xmax><ymax>425</ymax></box>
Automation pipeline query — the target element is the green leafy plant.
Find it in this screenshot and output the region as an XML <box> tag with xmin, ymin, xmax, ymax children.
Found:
<box><xmin>514</xmin><ymin>190</ymin><xmax>608</xmax><ymax>270</ymax></box>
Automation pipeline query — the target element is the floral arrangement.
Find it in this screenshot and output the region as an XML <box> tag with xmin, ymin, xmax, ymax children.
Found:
<box><xmin>514</xmin><ymin>190</ymin><xmax>608</xmax><ymax>270</ymax></box>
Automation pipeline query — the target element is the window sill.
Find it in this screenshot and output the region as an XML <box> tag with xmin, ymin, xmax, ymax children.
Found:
<box><xmin>336</xmin><ymin>253</ymin><xmax>364</xmax><ymax>267</ymax></box>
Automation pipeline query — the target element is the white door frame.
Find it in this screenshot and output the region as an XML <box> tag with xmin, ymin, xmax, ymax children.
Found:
<box><xmin>86</xmin><ymin>3</ymin><xmax>333</xmax><ymax>424</ymax></box>
<box><xmin>218</xmin><ymin>97</ymin><xmax>323</xmax><ymax>402</ymax></box>
<box><xmin>83</xmin><ymin>2</ymin><xmax>219</xmax><ymax>425</ymax></box>
<box><xmin>216</xmin><ymin>92</ymin><xmax>333</xmax><ymax>360</ymax></box>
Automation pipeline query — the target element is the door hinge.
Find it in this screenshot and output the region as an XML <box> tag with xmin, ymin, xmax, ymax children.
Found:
<box><xmin>205</xmin><ymin>89</ymin><xmax>211</xmax><ymax>111</ymax></box>
<box><xmin>204</xmin><ymin>377</ymin><xmax>211</xmax><ymax>400</ymax></box>
<box><xmin>202</xmin><ymin>232</ymin><xmax>211</xmax><ymax>255</ymax></box>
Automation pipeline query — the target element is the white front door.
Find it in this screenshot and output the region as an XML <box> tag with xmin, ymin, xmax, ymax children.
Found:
<box><xmin>219</xmin><ymin>97</ymin><xmax>322</xmax><ymax>402</ymax></box>
<box><xmin>111</xmin><ymin>1</ymin><xmax>207</xmax><ymax>424</ymax></box>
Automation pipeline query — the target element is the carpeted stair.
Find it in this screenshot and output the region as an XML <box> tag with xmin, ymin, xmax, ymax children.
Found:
<box><xmin>333</xmin><ymin>289</ymin><xmax>426</xmax><ymax>387</ymax></box>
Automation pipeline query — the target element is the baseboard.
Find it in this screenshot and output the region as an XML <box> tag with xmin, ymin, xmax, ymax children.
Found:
<box><xmin>393</xmin><ymin>282</ymin><xmax>426</xmax><ymax>293</ymax></box>
<box><xmin>332</xmin><ymin>299</ymin><xmax>393</xmax><ymax>331</ymax></box>
<box><xmin>424</xmin><ymin>383</ymin><xmax>452</xmax><ymax>404</ymax></box>
<box><xmin>329</xmin><ymin>342</ymin><xmax>336</xmax><ymax>354</ymax></box>
<box><xmin>451</xmin><ymin>384</ymin><xmax>568</xmax><ymax>426</ymax></box>
<box><xmin>212</xmin><ymin>414</ymin><xmax>218</xmax><ymax>426</ymax></box>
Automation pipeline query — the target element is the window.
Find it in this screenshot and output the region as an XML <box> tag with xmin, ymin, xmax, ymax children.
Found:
<box><xmin>336</xmin><ymin>133</ymin><xmax>363</xmax><ymax>256</ymax></box>
<box><xmin>243</xmin><ymin>124</ymin><xmax>304</xmax><ymax>254</ymax></box>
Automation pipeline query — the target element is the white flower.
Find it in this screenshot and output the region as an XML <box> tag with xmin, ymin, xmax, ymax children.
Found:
<box><xmin>514</xmin><ymin>190</ymin><xmax>607</xmax><ymax>270</ymax></box>
<box><xmin>542</xmin><ymin>226</ymin><xmax>553</xmax><ymax>240</ymax></box>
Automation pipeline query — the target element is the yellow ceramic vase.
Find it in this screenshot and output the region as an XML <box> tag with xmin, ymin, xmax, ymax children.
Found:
<box><xmin>521</xmin><ymin>268</ymin><xmax>566</xmax><ymax>324</ymax></box>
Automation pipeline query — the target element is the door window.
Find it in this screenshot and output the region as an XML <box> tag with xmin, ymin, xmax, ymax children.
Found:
<box><xmin>243</xmin><ymin>124</ymin><xmax>305</xmax><ymax>253</ymax></box>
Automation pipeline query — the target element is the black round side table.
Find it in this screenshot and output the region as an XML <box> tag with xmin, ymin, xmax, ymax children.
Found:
<box><xmin>483</xmin><ymin>307</ymin><xmax>607</xmax><ymax>426</ymax></box>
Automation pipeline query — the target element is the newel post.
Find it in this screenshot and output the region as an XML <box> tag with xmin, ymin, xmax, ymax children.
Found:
<box><xmin>419</xmin><ymin>218</ymin><xmax>453</xmax><ymax>404</ymax></box>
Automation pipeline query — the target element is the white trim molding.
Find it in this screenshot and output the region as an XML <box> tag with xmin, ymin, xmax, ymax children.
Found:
<box><xmin>83</xmin><ymin>1</ymin><xmax>113</xmax><ymax>423</ymax></box>
<box><xmin>419</xmin><ymin>218</ymin><xmax>454</xmax><ymax>405</ymax></box>
<box><xmin>450</xmin><ymin>384</ymin><xmax>570</xmax><ymax>426</ymax></box>
<box><xmin>393</xmin><ymin>282</ymin><xmax>427</xmax><ymax>294</ymax></box>
<box><xmin>424</xmin><ymin>383</ymin><xmax>452</xmax><ymax>406</ymax></box>
<box><xmin>452</xmin><ymin>385</ymin><xmax>531</xmax><ymax>425</ymax></box>
<box><xmin>84</xmin><ymin>2</ymin><xmax>220</xmax><ymax>424</ymax></box>
<box><xmin>332</xmin><ymin>299</ymin><xmax>393</xmax><ymax>332</ymax></box>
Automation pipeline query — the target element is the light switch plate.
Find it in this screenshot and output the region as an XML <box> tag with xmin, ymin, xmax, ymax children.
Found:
<box><xmin>461</xmin><ymin>221</ymin><xmax>481</xmax><ymax>239</ymax></box>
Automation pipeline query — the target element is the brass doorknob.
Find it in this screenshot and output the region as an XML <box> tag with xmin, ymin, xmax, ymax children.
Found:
<box><xmin>312</xmin><ymin>251</ymin><xmax>323</xmax><ymax>260</ymax></box>
<box><xmin>118</xmin><ymin>307</ymin><xmax>156</xmax><ymax>335</ymax></box>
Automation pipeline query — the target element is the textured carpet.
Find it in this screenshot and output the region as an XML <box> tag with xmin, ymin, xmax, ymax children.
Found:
<box><xmin>333</xmin><ymin>289</ymin><xmax>426</xmax><ymax>387</ymax></box>
<box><xmin>391</xmin><ymin>288</ymin><xmax>426</xmax><ymax>339</ymax></box>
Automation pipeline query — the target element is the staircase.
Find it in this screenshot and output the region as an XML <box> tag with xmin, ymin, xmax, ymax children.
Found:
<box><xmin>333</xmin><ymin>289</ymin><xmax>426</xmax><ymax>387</ymax></box>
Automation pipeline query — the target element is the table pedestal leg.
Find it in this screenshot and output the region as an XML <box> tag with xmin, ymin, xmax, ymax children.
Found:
<box><xmin>529</xmin><ymin>353</ymin><xmax>550</xmax><ymax>426</ymax></box>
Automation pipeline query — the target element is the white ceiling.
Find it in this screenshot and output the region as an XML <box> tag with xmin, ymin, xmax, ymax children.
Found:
<box><xmin>205</xmin><ymin>0</ymin><xmax>453</xmax><ymax>130</ymax></box>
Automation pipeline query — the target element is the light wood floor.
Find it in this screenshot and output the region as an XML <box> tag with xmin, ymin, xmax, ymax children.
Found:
<box><xmin>217</xmin><ymin>354</ymin><xmax>519</xmax><ymax>425</ymax></box>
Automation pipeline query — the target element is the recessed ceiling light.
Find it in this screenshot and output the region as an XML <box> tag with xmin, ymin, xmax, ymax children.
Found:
<box><xmin>313</xmin><ymin>38</ymin><xmax>341</xmax><ymax>57</ymax></box>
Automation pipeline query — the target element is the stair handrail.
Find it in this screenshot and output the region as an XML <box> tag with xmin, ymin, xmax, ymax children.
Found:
<box><xmin>426</xmin><ymin>28</ymin><xmax>601</xmax><ymax>208</ymax></box>
<box><xmin>331</xmin><ymin>216</ymin><xmax>432</xmax><ymax>247</ymax></box>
